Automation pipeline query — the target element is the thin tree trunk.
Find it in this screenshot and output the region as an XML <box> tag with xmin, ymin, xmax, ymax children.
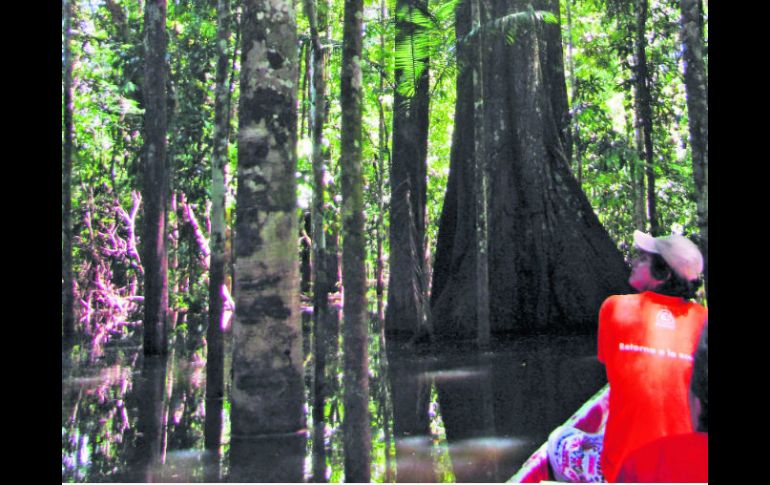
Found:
<box><xmin>376</xmin><ymin>1</ymin><xmax>387</xmax><ymax>326</ymax></box>
<box><xmin>168</xmin><ymin>192</ymin><xmax>180</xmax><ymax>332</ymax></box>
<box><xmin>301</xmin><ymin>211</ymin><xmax>313</xmax><ymax>361</ymax></box>
<box><xmin>226</xmin><ymin>8</ymin><xmax>241</xmax><ymax>302</ymax></box>
<box><xmin>340</xmin><ymin>0</ymin><xmax>371</xmax><ymax>479</ymax></box>
<box><xmin>142</xmin><ymin>0</ymin><xmax>169</xmax><ymax>355</ymax></box>
<box><xmin>565</xmin><ymin>0</ymin><xmax>583</xmax><ymax>185</ymax></box>
<box><xmin>229</xmin><ymin>0</ymin><xmax>304</xmax><ymax>450</ymax></box>
<box><xmin>301</xmin><ymin>211</ymin><xmax>313</xmax><ymax>295</ymax></box>
<box><xmin>205</xmin><ymin>0</ymin><xmax>231</xmax><ymax>453</ymax></box>
<box><xmin>634</xmin><ymin>0</ymin><xmax>658</xmax><ymax>235</ymax></box>
<box><xmin>326</xmin><ymin>222</ymin><xmax>341</xmax><ymax>372</ymax></box>
<box><xmin>303</xmin><ymin>0</ymin><xmax>332</xmax><ymax>478</ymax></box>
<box><xmin>300</xmin><ymin>41</ymin><xmax>309</xmax><ymax>140</ymax></box>
<box><xmin>62</xmin><ymin>0</ymin><xmax>77</xmax><ymax>339</ymax></box>
<box><xmin>680</xmin><ymin>0</ymin><xmax>708</xmax><ymax>297</ymax></box>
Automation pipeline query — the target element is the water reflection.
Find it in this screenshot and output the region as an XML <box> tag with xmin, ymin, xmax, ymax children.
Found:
<box><xmin>386</xmin><ymin>344</ymin><xmax>436</xmax><ymax>482</ymax></box>
<box><xmin>432</xmin><ymin>336</ymin><xmax>606</xmax><ymax>481</ymax></box>
<box><xmin>123</xmin><ymin>354</ymin><xmax>167</xmax><ymax>481</ymax></box>
<box><xmin>62</xmin><ymin>337</ymin><xmax>217</xmax><ymax>482</ymax></box>
<box><xmin>230</xmin><ymin>433</ymin><xmax>306</xmax><ymax>482</ymax></box>
<box><xmin>62</xmin><ymin>327</ymin><xmax>604</xmax><ymax>482</ymax></box>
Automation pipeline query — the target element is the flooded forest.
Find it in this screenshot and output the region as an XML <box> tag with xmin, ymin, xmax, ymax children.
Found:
<box><xmin>62</xmin><ymin>0</ymin><xmax>707</xmax><ymax>482</ymax></box>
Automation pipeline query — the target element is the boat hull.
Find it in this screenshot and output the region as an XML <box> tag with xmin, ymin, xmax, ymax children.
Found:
<box><xmin>507</xmin><ymin>385</ymin><xmax>610</xmax><ymax>483</ymax></box>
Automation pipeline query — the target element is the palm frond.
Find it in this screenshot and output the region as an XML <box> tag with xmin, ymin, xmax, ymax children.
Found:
<box><xmin>459</xmin><ymin>7</ymin><xmax>559</xmax><ymax>47</ymax></box>
<box><xmin>393</xmin><ymin>0</ymin><xmax>459</xmax><ymax>99</ymax></box>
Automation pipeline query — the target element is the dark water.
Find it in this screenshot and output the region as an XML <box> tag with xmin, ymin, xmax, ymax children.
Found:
<box><xmin>61</xmin><ymin>324</ymin><xmax>606</xmax><ymax>482</ymax></box>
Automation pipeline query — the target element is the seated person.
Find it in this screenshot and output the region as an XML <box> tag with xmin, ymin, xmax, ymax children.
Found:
<box><xmin>615</xmin><ymin>323</ymin><xmax>708</xmax><ymax>482</ymax></box>
<box><xmin>548</xmin><ymin>231</ymin><xmax>707</xmax><ymax>482</ymax></box>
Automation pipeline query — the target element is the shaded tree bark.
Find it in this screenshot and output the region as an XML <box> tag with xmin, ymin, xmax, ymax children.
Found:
<box><xmin>633</xmin><ymin>0</ymin><xmax>659</xmax><ymax>234</ymax></box>
<box><xmin>470</xmin><ymin>0</ymin><xmax>490</xmax><ymax>348</ymax></box>
<box><xmin>340</xmin><ymin>0</ymin><xmax>371</xmax><ymax>479</ymax></box>
<box><xmin>386</xmin><ymin>0</ymin><xmax>431</xmax><ymax>342</ymax></box>
<box><xmin>565</xmin><ymin>0</ymin><xmax>582</xmax><ymax>184</ymax></box>
<box><xmin>633</xmin><ymin>125</ymin><xmax>648</xmax><ymax>231</ymax></box>
<box><xmin>303</xmin><ymin>0</ymin><xmax>334</xmax><ymax>479</ymax></box>
<box><xmin>62</xmin><ymin>0</ymin><xmax>77</xmax><ymax>339</ymax></box>
<box><xmin>375</xmin><ymin>1</ymin><xmax>388</xmax><ymax>326</ymax></box>
<box><xmin>204</xmin><ymin>0</ymin><xmax>231</xmax><ymax>453</ymax></box>
<box><xmin>430</xmin><ymin>0</ymin><xmax>632</xmax><ymax>341</ymax></box>
<box><xmin>141</xmin><ymin>0</ymin><xmax>170</xmax><ymax>355</ymax></box>
<box><xmin>680</xmin><ymin>0</ymin><xmax>708</xmax><ymax>297</ymax></box>
<box><xmin>300</xmin><ymin>211</ymin><xmax>312</xmax><ymax>296</ymax></box>
<box><xmin>230</xmin><ymin>0</ymin><xmax>305</xmax><ymax>443</ymax></box>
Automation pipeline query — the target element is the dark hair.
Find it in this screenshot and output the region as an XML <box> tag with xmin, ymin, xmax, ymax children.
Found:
<box><xmin>690</xmin><ymin>323</ymin><xmax>708</xmax><ymax>432</ymax></box>
<box><xmin>649</xmin><ymin>253</ymin><xmax>702</xmax><ymax>300</ymax></box>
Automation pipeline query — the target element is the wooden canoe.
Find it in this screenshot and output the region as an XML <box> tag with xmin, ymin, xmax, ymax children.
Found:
<box><xmin>507</xmin><ymin>384</ymin><xmax>610</xmax><ymax>483</ymax></box>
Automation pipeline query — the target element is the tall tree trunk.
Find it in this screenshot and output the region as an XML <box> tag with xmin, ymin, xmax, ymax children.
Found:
<box><xmin>229</xmin><ymin>0</ymin><xmax>305</xmax><ymax>456</ymax></box>
<box><xmin>680</xmin><ymin>0</ymin><xmax>708</xmax><ymax>297</ymax></box>
<box><xmin>375</xmin><ymin>0</ymin><xmax>388</xmax><ymax>327</ymax></box>
<box><xmin>430</xmin><ymin>0</ymin><xmax>632</xmax><ymax>340</ymax></box>
<box><xmin>385</xmin><ymin>0</ymin><xmax>431</xmax><ymax>342</ymax></box>
<box><xmin>62</xmin><ymin>0</ymin><xmax>77</xmax><ymax>339</ymax></box>
<box><xmin>205</xmin><ymin>0</ymin><xmax>231</xmax><ymax>453</ymax></box>
<box><xmin>340</xmin><ymin>0</ymin><xmax>371</xmax><ymax>479</ymax></box>
<box><xmin>565</xmin><ymin>0</ymin><xmax>582</xmax><ymax>185</ymax></box>
<box><xmin>226</xmin><ymin>8</ymin><xmax>241</xmax><ymax>304</ymax></box>
<box><xmin>168</xmin><ymin>192</ymin><xmax>180</xmax><ymax>334</ymax></box>
<box><xmin>303</xmin><ymin>0</ymin><xmax>333</xmax><ymax>478</ymax></box>
<box><xmin>470</xmin><ymin>0</ymin><xmax>490</xmax><ymax>348</ymax></box>
<box><xmin>633</xmin><ymin>0</ymin><xmax>658</xmax><ymax>234</ymax></box>
<box><xmin>142</xmin><ymin>0</ymin><xmax>169</xmax><ymax>356</ymax></box>
<box><xmin>631</xmin><ymin>109</ymin><xmax>647</xmax><ymax>230</ymax></box>
<box><xmin>540</xmin><ymin>0</ymin><xmax>572</xmax><ymax>164</ymax></box>
<box><xmin>300</xmin><ymin>211</ymin><xmax>313</xmax><ymax>296</ymax></box>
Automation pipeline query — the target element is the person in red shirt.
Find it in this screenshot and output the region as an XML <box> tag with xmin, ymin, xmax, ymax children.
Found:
<box><xmin>616</xmin><ymin>322</ymin><xmax>708</xmax><ymax>482</ymax></box>
<box><xmin>547</xmin><ymin>231</ymin><xmax>707</xmax><ymax>482</ymax></box>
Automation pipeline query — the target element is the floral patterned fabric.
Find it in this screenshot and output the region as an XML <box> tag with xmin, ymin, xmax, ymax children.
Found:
<box><xmin>547</xmin><ymin>426</ymin><xmax>606</xmax><ymax>483</ymax></box>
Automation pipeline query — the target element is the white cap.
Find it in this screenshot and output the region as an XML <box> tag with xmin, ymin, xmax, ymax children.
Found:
<box><xmin>633</xmin><ymin>230</ymin><xmax>704</xmax><ymax>281</ymax></box>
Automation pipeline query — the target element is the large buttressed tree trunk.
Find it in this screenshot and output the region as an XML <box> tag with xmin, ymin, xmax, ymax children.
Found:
<box><xmin>385</xmin><ymin>0</ymin><xmax>431</xmax><ymax>341</ymax></box>
<box><xmin>430</xmin><ymin>0</ymin><xmax>632</xmax><ymax>341</ymax></box>
<box><xmin>230</xmin><ymin>0</ymin><xmax>304</xmax><ymax>442</ymax></box>
<box><xmin>142</xmin><ymin>0</ymin><xmax>169</xmax><ymax>355</ymax></box>
<box><xmin>680</xmin><ymin>0</ymin><xmax>707</xmax><ymax>298</ymax></box>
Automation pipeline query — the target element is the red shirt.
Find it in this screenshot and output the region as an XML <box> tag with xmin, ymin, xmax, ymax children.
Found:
<box><xmin>598</xmin><ymin>292</ymin><xmax>707</xmax><ymax>482</ymax></box>
<box><xmin>616</xmin><ymin>432</ymin><xmax>708</xmax><ymax>482</ymax></box>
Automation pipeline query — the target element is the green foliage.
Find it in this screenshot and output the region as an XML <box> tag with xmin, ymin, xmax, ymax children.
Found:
<box><xmin>566</xmin><ymin>0</ymin><xmax>700</xmax><ymax>247</ymax></box>
<box><xmin>460</xmin><ymin>6</ymin><xmax>558</xmax><ymax>47</ymax></box>
<box><xmin>392</xmin><ymin>0</ymin><xmax>457</xmax><ymax>99</ymax></box>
